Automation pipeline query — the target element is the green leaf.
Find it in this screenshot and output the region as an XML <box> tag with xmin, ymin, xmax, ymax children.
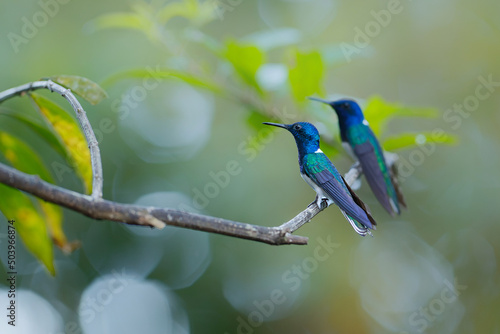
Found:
<box><xmin>320</xmin><ymin>140</ymin><xmax>340</xmax><ymax>159</ymax></box>
<box><xmin>87</xmin><ymin>1</ymin><xmax>215</xmax><ymax>44</ymax></box>
<box><xmin>288</xmin><ymin>49</ymin><xmax>325</xmax><ymax>102</ymax></box>
<box><xmin>0</xmin><ymin>132</ymin><xmax>75</xmax><ymax>253</ymax></box>
<box><xmin>224</xmin><ymin>40</ymin><xmax>265</xmax><ymax>93</ymax></box>
<box><xmin>246</xmin><ymin>110</ymin><xmax>271</xmax><ymax>132</ymax></box>
<box><xmin>51</xmin><ymin>75</ymin><xmax>108</xmax><ymax>105</ymax></box>
<box><xmin>101</xmin><ymin>68</ymin><xmax>223</xmax><ymax>93</ymax></box>
<box><xmin>157</xmin><ymin>0</ymin><xmax>215</xmax><ymax>25</ymax></box>
<box><xmin>0</xmin><ymin>108</ymin><xmax>68</xmax><ymax>158</ymax></box>
<box><xmin>382</xmin><ymin>132</ymin><xmax>458</xmax><ymax>151</ymax></box>
<box><xmin>86</xmin><ymin>12</ymin><xmax>150</xmax><ymax>33</ymax></box>
<box><xmin>364</xmin><ymin>96</ymin><xmax>439</xmax><ymax>136</ymax></box>
<box><xmin>30</xmin><ymin>93</ymin><xmax>92</xmax><ymax>194</ymax></box>
<box><xmin>0</xmin><ymin>185</ymin><xmax>55</xmax><ymax>275</ymax></box>
<box><xmin>87</xmin><ymin>3</ymin><xmax>170</xmax><ymax>44</ymax></box>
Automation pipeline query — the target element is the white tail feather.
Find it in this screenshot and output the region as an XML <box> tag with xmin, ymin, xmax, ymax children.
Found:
<box><xmin>340</xmin><ymin>210</ymin><xmax>368</xmax><ymax>236</ymax></box>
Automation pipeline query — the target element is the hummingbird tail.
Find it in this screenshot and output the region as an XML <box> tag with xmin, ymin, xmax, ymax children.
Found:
<box><xmin>390</xmin><ymin>163</ymin><xmax>407</xmax><ymax>211</ymax></box>
<box><xmin>341</xmin><ymin>175</ymin><xmax>377</xmax><ymax>227</ymax></box>
<box><xmin>341</xmin><ymin>210</ymin><xmax>370</xmax><ymax>237</ymax></box>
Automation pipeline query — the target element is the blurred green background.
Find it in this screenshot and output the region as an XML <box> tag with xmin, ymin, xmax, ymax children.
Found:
<box><xmin>1</xmin><ymin>0</ymin><xmax>500</xmax><ymax>333</ymax></box>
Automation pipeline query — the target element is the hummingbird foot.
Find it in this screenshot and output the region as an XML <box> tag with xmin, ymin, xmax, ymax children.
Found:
<box><xmin>319</xmin><ymin>197</ymin><xmax>329</xmax><ymax>210</ymax></box>
<box><xmin>310</xmin><ymin>196</ymin><xmax>329</xmax><ymax>210</ymax></box>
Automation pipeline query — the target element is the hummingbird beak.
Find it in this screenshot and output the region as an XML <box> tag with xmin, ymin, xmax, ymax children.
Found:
<box><xmin>263</xmin><ymin>122</ymin><xmax>287</xmax><ymax>129</ymax></box>
<box><xmin>308</xmin><ymin>96</ymin><xmax>331</xmax><ymax>105</ymax></box>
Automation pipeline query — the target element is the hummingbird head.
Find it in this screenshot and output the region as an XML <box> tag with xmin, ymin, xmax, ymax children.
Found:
<box><xmin>309</xmin><ymin>97</ymin><xmax>365</xmax><ymax>125</ymax></box>
<box><xmin>263</xmin><ymin>121</ymin><xmax>320</xmax><ymax>155</ymax></box>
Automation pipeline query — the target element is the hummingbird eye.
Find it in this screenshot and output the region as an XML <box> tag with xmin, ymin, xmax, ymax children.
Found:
<box><xmin>293</xmin><ymin>124</ymin><xmax>302</xmax><ymax>131</ymax></box>
<box><xmin>343</xmin><ymin>102</ymin><xmax>349</xmax><ymax>108</ymax></box>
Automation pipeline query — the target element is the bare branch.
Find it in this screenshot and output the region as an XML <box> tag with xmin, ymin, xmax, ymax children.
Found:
<box><xmin>0</xmin><ymin>80</ymin><xmax>103</xmax><ymax>199</ymax></box>
<box><xmin>0</xmin><ymin>162</ymin><xmax>308</xmax><ymax>245</ymax></box>
<box><xmin>0</xmin><ymin>80</ymin><xmax>400</xmax><ymax>246</ymax></box>
<box><xmin>278</xmin><ymin>202</ymin><xmax>322</xmax><ymax>234</ymax></box>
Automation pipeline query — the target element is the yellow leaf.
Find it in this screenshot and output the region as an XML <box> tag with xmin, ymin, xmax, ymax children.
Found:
<box><xmin>0</xmin><ymin>185</ymin><xmax>55</xmax><ymax>275</ymax></box>
<box><xmin>0</xmin><ymin>132</ymin><xmax>75</xmax><ymax>253</ymax></box>
<box><xmin>30</xmin><ymin>93</ymin><xmax>92</xmax><ymax>194</ymax></box>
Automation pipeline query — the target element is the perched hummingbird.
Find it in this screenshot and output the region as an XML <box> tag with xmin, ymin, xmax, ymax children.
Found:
<box><xmin>308</xmin><ymin>97</ymin><xmax>406</xmax><ymax>215</ymax></box>
<box><xmin>263</xmin><ymin>121</ymin><xmax>376</xmax><ymax>236</ymax></box>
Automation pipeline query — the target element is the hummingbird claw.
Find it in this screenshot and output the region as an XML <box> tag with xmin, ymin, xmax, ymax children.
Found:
<box><xmin>319</xmin><ymin>198</ymin><xmax>329</xmax><ymax>210</ymax></box>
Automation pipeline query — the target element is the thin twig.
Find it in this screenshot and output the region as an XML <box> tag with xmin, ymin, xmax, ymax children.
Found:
<box><xmin>0</xmin><ymin>80</ymin><xmax>103</xmax><ymax>199</ymax></box>
<box><xmin>344</xmin><ymin>161</ymin><xmax>362</xmax><ymax>186</ymax></box>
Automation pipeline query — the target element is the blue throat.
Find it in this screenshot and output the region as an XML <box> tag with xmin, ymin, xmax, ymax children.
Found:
<box><xmin>295</xmin><ymin>137</ymin><xmax>319</xmax><ymax>165</ymax></box>
<box><xmin>331</xmin><ymin>100</ymin><xmax>366</xmax><ymax>141</ymax></box>
<box><xmin>338</xmin><ymin>116</ymin><xmax>363</xmax><ymax>141</ymax></box>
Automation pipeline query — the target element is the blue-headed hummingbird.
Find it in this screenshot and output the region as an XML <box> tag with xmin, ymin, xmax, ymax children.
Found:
<box><xmin>309</xmin><ymin>97</ymin><xmax>406</xmax><ymax>215</ymax></box>
<box><xmin>263</xmin><ymin>121</ymin><xmax>376</xmax><ymax>236</ymax></box>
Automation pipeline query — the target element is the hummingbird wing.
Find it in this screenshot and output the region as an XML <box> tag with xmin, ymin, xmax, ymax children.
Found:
<box><xmin>303</xmin><ymin>153</ymin><xmax>376</xmax><ymax>230</ymax></box>
<box><xmin>389</xmin><ymin>161</ymin><xmax>407</xmax><ymax>209</ymax></box>
<box><xmin>350</xmin><ymin>126</ymin><xmax>403</xmax><ymax>215</ymax></box>
<box><xmin>353</xmin><ymin>141</ymin><xmax>397</xmax><ymax>214</ymax></box>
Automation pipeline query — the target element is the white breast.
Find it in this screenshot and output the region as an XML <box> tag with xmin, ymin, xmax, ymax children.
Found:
<box><xmin>301</xmin><ymin>173</ymin><xmax>334</xmax><ymax>208</ymax></box>
<box><xmin>342</xmin><ymin>142</ymin><xmax>356</xmax><ymax>159</ymax></box>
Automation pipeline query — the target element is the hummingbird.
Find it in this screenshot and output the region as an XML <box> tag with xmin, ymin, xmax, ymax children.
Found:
<box><xmin>263</xmin><ymin>121</ymin><xmax>376</xmax><ymax>236</ymax></box>
<box><xmin>308</xmin><ymin>97</ymin><xmax>406</xmax><ymax>215</ymax></box>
